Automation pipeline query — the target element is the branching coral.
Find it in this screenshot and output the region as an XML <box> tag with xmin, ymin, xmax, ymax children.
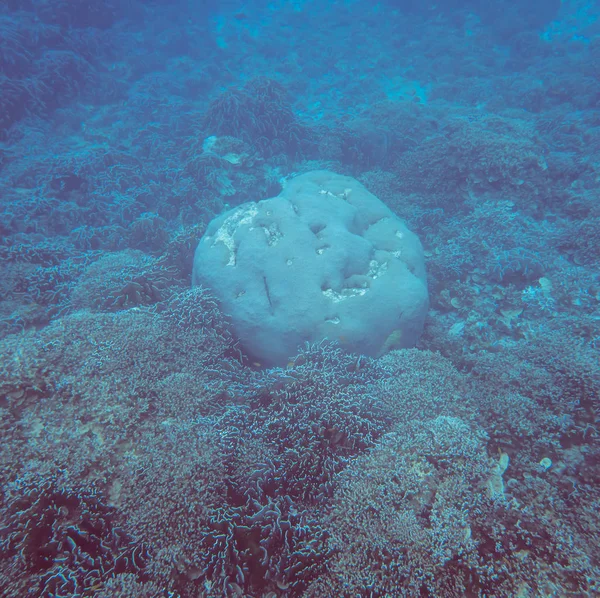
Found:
<box><xmin>68</xmin><ymin>250</ymin><xmax>183</xmax><ymax>312</ymax></box>
<box><xmin>393</xmin><ymin>113</ymin><xmax>548</xmax><ymax>206</ymax></box>
<box><xmin>203</xmin><ymin>77</ymin><xmax>314</xmax><ymax>159</ymax></box>
<box><xmin>0</xmin><ymin>474</ymin><xmax>148</xmax><ymax>598</ymax></box>
<box><xmin>306</xmin><ymin>416</ymin><xmax>491</xmax><ymax>597</ymax></box>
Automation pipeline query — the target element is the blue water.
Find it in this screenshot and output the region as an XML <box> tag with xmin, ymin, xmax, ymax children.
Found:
<box><xmin>1</xmin><ymin>1</ymin><xmax>599</xmax><ymax>596</ymax></box>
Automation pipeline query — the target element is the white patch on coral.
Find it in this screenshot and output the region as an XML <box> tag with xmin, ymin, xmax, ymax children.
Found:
<box><xmin>213</xmin><ymin>205</ymin><xmax>259</xmax><ymax>266</ymax></box>
<box><xmin>323</xmin><ymin>287</ymin><xmax>368</xmax><ymax>302</ymax></box>
<box><xmin>368</xmin><ymin>259</ymin><xmax>388</xmax><ymax>279</ymax></box>
<box><xmin>262</xmin><ymin>223</ymin><xmax>282</xmax><ymax>246</ymax></box>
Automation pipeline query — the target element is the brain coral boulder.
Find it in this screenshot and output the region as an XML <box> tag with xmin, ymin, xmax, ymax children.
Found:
<box><xmin>193</xmin><ymin>170</ymin><xmax>428</xmax><ymax>366</ymax></box>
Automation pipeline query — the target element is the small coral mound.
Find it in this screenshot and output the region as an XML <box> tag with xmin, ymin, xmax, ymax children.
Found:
<box><xmin>203</xmin><ymin>77</ymin><xmax>313</xmax><ymax>158</ymax></box>
<box><xmin>69</xmin><ymin>250</ymin><xmax>181</xmax><ymax>312</ymax></box>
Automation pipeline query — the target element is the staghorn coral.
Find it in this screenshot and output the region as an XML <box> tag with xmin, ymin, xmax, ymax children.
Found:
<box><xmin>375</xmin><ymin>348</ymin><xmax>475</xmax><ymax>423</ymax></box>
<box><xmin>0</xmin><ymin>285</ymin><xmax>248</xmax><ymax>594</ymax></box>
<box><xmin>113</xmin><ymin>415</ymin><xmax>229</xmax><ymax>595</ymax></box>
<box><xmin>0</xmin><ymin>3</ymin><xmax>599</xmax><ymax>596</ymax></box>
<box><xmin>307</xmin><ymin>410</ymin><xmax>600</xmax><ymax>597</ymax></box>
<box><xmin>34</xmin><ymin>0</ymin><xmax>123</xmax><ymax>30</ymax></box>
<box><xmin>203</xmin><ymin>77</ymin><xmax>314</xmax><ymax>159</ymax></box>
<box><xmin>158</xmin><ymin>222</ymin><xmax>205</xmax><ymax>279</ymax></box>
<box><xmin>156</xmin><ymin>341</ymin><xmax>390</xmax><ymax>596</ymax></box>
<box><xmin>228</xmin><ymin>341</ymin><xmax>391</xmax><ymax>500</ymax></box>
<box><xmin>69</xmin><ymin>250</ymin><xmax>184</xmax><ymax>312</ymax></box>
<box><xmin>0</xmin><ymin>473</ymin><xmax>148</xmax><ymax>598</ymax></box>
<box><xmin>393</xmin><ymin>113</ymin><xmax>548</xmax><ymax>208</ymax></box>
<box><xmin>0</xmin><ymin>20</ymin><xmax>98</xmax><ymax>138</ymax></box>
<box><xmin>94</xmin><ymin>573</ymin><xmax>168</xmax><ymax>598</ymax></box>
<box><xmin>0</xmin><ymin>302</ymin><xmax>353</xmax><ymax>596</ymax></box>
<box><xmin>183</xmin><ymin>134</ymin><xmax>279</xmax><ymax>207</ymax></box>
<box><xmin>557</xmin><ymin>214</ymin><xmax>600</xmax><ymax>266</ymax></box>
<box><xmin>487</xmin><ymin>247</ymin><xmax>546</xmax><ymax>285</ymax></box>
<box><xmin>467</xmin><ymin>325</ymin><xmax>600</xmax><ymax>451</ymax></box>
<box><xmin>306</xmin><ymin>416</ymin><xmax>491</xmax><ymax>597</ymax></box>
<box><xmin>1</xmin><ymin>291</ymin><xmax>598</xmax><ymax>596</ymax></box>
<box><xmin>128</xmin><ymin>212</ymin><xmax>170</xmax><ymax>254</ymax></box>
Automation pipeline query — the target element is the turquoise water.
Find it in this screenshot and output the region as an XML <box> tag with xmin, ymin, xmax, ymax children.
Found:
<box><xmin>1</xmin><ymin>1</ymin><xmax>599</xmax><ymax>596</ymax></box>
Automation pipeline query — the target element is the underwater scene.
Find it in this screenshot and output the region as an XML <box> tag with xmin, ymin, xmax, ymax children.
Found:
<box><xmin>1</xmin><ymin>0</ymin><xmax>599</xmax><ymax>596</ymax></box>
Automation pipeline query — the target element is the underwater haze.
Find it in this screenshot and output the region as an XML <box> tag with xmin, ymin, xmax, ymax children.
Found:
<box><xmin>1</xmin><ymin>0</ymin><xmax>599</xmax><ymax>596</ymax></box>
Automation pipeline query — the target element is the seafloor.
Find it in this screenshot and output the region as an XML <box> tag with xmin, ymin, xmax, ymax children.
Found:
<box><xmin>1</xmin><ymin>0</ymin><xmax>599</xmax><ymax>596</ymax></box>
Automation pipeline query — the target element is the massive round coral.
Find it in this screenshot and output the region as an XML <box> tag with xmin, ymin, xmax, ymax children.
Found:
<box><xmin>193</xmin><ymin>170</ymin><xmax>429</xmax><ymax>366</ymax></box>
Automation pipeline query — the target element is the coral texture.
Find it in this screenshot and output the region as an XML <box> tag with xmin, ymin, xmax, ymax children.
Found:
<box><xmin>193</xmin><ymin>170</ymin><xmax>429</xmax><ymax>366</ymax></box>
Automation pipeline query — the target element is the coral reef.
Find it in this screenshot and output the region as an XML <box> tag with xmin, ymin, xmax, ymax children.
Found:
<box><xmin>203</xmin><ymin>77</ymin><xmax>315</xmax><ymax>160</ymax></box>
<box><xmin>0</xmin><ymin>474</ymin><xmax>148</xmax><ymax>597</ymax></box>
<box><xmin>0</xmin><ymin>0</ymin><xmax>598</xmax><ymax>595</ymax></box>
